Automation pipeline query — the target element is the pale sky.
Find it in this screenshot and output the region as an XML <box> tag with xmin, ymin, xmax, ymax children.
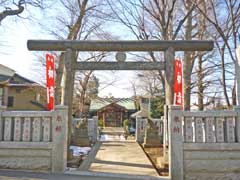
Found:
<box><xmin>0</xmin><ymin>16</ymin><xmax>136</xmax><ymax>98</ymax></box>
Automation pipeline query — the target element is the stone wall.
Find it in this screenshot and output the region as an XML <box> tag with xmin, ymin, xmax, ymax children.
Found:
<box><xmin>0</xmin><ymin>142</ymin><xmax>52</xmax><ymax>171</ymax></box>
<box><xmin>183</xmin><ymin>143</ymin><xmax>240</xmax><ymax>180</ymax></box>
<box><xmin>0</xmin><ymin>106</ymin><xmax>68</xmax><ymax>172</ymax></box>
<box><xmin>168</xmin><ymin>105</ymin><xmax>240</xmax><ymax>180</ymax></box>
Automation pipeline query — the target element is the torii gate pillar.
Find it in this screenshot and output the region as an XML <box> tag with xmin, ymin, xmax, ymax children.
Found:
<box><xmin>164</xmin><ymin>47</ymin><xmax>175</xmax><ymax>105</ymax></box>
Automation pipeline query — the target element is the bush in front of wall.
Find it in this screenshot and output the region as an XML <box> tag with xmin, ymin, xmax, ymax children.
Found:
<box><xmin>98</xmin><ymin>118</ymin><xmax>104</xmax><ymax>129</ymax></box>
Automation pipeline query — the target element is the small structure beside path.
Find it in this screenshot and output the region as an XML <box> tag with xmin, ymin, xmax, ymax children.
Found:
<box><xmin>143</xmin><ymin>119</ymin><xmax>162</xmax><ymax>148</ymax></box>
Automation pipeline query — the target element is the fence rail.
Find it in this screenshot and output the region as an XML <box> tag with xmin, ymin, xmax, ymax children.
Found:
<box><xmin>182</xmin><ymin>110</ymin><xmax>239</xmax><ymax>143</ymax></box>
<box><xmin>0</xmin><ymin>111</ymin><xmax>54</xmax><ymax>142</ymax></box>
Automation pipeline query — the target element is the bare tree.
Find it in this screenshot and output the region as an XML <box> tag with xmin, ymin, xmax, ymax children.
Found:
<box><xmin>73</xmin><ymin>52</ymin><xmax>106</xmax><ymax>118</ymax></box>
<box><xmin>107</xmin><ymin>0</ymin><xmax>197</xmax><ymax>106</ymax></box>
<box><xmin>182</xmin><ymin>0</ymin><xmax>196</xmax><ymax>110</ymax></box>
<box><xmin>136</xmin><ymin>71</ymin><xmax>164</xmax><ymax>97</ymax></box>
<box><xmin>191</xmin><ymin>51</ymin><xmax>222</xmax><ymax>109</ymax></box>
<box><xmin>0</xmin><ymin>0</ymin><xmax>48</xmax><ymax>24</ymax></box>
<box><xmin>196</xmin><ymin>0</ymin><xmax>240</xmax><ymax>107</ymax></box>
<box><xmin>37</xmin><ymin>0</ymin><xmax>113</xmax><ymax>159</ymax></box>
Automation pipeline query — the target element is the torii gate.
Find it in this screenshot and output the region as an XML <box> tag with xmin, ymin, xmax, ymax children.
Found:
<box><xmin>27</xmin><ymin>39</ymin><xmax>213</xmax><ymax>178</ymax></box>
<box><xmin>27</xmin><ymin>39</ymin><xmax>213</xmax><ymax>134</ymax></box>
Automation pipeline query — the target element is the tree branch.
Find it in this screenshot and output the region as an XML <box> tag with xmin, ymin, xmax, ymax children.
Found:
<box><xmin>0</xmin><ymin>3</ymin><xmax>24</xmax><ymax>23</ymax></box>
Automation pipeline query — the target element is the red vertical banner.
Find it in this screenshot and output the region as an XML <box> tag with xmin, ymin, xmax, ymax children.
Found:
<box><xmin>46</xmin><ymin>53</ymin><xmax>55</xmax><ymax>111</ymax></box>
<box><xmin>174</xmin><ymin>58</ymin><xmax>183</xmax><ymax>106</ymax></box>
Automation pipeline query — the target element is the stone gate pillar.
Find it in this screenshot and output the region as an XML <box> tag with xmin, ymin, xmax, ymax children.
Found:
<box><xmin>168</xmin><ymin>105</ymin><xmax>183</xmax><ymax>180</ymax></box>
<box><xmin>52</xmin><ymin>105</ymin><xmax>68</xmax><ymax>172</ymax></box>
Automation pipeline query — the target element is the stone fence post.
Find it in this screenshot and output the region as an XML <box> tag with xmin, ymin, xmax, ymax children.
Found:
<box><xmin>168</xmin><ymin>105</ymin><xmax>183</xmax><ymax>180</ymax></box>
<box><xmin>163</xmin><ymin>105</ymin><xmax>168</xmax><ymax>162</ymax></box>
<box><xmin>92</xmin><ymin>116</ymin><xmax>98</xmax><ymax>143</ymax></box>
<box><xmin>52</xmin><ymin>105</ymin><xmax>68</xmax><ymax>172</ymax></box>
<box><xmin>135</xmin><ymin>116</ymin><xmax>141</xmax><ymax>142</ymax></box>
<box><xmin>234</xmin><ymin>106</ymin><xmax>240</xmax><ymax>142</ymax></box>
<box><xmin>0</xmin><ymin>106</ymin><xmax>6</xmax><ymax>141</ymax></box>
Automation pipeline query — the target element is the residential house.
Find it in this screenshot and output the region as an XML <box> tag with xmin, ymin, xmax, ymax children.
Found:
<box><xmin>0</xmin><ymin>64</ymin><xmax>46</xmax><ymax>110</ymax></box>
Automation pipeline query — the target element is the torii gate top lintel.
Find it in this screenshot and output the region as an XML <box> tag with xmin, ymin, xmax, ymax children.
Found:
<box><xmin>27</xmin><ymin>40</ymin><xmax>214</xmax><ymax>52</ymax></box>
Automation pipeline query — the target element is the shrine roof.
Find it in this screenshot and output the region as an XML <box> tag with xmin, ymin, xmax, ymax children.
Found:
<box><xmin>90</xmin><ymin>97</ymin><xmax>136</xmax><ymax>111</ymax></box>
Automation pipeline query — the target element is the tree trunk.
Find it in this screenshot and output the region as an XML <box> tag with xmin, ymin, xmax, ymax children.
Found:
<box><xmin>232</xmin><ymin>82</ymin><xmax>236</xmax><ymax>106</ymax></box>
<box><xmin>197</xmin><ymin>54</ymin><xmax>204</xmax><ymax>110</ymax></box>
<box><xmin>220</xmin><ymin>47</ymin><xmax>231</xmax><ymax>108</ymax></box>
<box><xmin>55</xmin><ymin>54</ymin><xmax>65</xmax><ymax>105</ymax></box>
<box><xmin>55</xmin><ymin>0</ymin><xmax>88</xmax><ymax>105</ymax></box>
<box><xmin>78</xmin><ymin>72</ymin><xmax>92</xmax><ymax>118</ymax></box>
<box><xmin>183</xmin><ymin>0</ymin><xmax>194</xmax><ymax>110</ymax></box>
<box><xmin>196</xmin><ymin>0</ymin><xmax>206</xmax><ymax>111</ymax></box>
<box><xmin>164</xmin><ymin>47</ymin><xmax>175</xmax><ymax>105</ymax></box>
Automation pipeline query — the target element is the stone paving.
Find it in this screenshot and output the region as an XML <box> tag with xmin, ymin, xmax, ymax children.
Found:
<box><xmin>88</xmin><ymin>130</ymin><xmax>159</xmax><ymax>177</ymax></box>
<box><xmin>89</xmin><ymin>141</ymin><xmax>158</xmax><ymax>176</ymax></box>
<box><xmin>0</xmin><ymin>170</ymin><xmax>131</xmax><ymax>180</ymax></box>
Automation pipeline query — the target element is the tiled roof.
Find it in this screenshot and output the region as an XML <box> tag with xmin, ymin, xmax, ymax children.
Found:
<box><xmin>90</xmin><ymin>97</ymin><xmax>136</xmax><ymax>111</ymax></box>
<box><xmin>0</xmin><ymin>75</ymin><xmax>11</xmax><ymax>84</ymax></box>
<box><xmin>9</xmin><ymin>73</ymin><xmax>36</xmax><ymax>85</ymax></box>
<box><xmin>0</xmin><ymin>64</ymin><xmax>38</xmax><ymax>85</ymax></box>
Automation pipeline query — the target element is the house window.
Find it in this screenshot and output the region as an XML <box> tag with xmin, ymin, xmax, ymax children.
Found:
<box><xmin>7</xmin><ymin>96</ymin><xmax>14</xmax><ymax>107</ymax></box>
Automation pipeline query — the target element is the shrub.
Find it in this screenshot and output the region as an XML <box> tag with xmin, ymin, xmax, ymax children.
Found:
<box><xmin>98</xmin><ymin>118</ymin><xmax>104</xmax><ymax>129</ymax></box>
<box><xmin>123</xmin><ymin>119</ymin><xmax>129</xmax><ymax>135</ymax></box>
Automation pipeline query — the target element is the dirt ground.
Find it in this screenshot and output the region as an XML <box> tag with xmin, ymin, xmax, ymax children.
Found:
<box><xmin>142</xmin><ymin>146</ymin><xmax>169</xmax><ymax>176</ymax></box>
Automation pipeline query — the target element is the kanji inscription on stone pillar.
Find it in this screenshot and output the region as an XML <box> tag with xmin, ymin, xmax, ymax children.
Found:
<box><xmin>205</xmin><ymin>117</ymin><xmax>215</xmax><ymax>142</ymax></box>
<box><xmin>14</xmin><ymin>117</ymin><xmax>22</xmax><ymax>141</ymax></box>
<box><xmin>43</xmin><ymin>117</ymin><xmax>51</xmax><ymax>142</ymax></box>
<box><xmin>226</xmin><ymin>117</ymin><xmax>235</xmax><ymax>142</ymax></box>
<box><xmin>22</xmin><ymin>117</ymin><xmax>31</xmax><ymax>142</ymax></box>
<box><xmin>32</xmin><ymin>117</ymin><xmax>41</xmax><ymax>141</ymax></box>
<box><xmin>216</xmin><ymin>117</ymin><xmax>224</xmax><ymax>142</ymax></box>
<box><xmin>195</xmin><ymin>117</ymin><xmax>203</xmax><ymax>142</ymax></box>
<box><xmin>4</xmin><ymin>117</ymin><xmax>12</xmax><ymax>141</ymax></box>
<box><xmin>185</xmin><ymin>117</ymin><xmax>193</xmax><ymax>142</ymax></box>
